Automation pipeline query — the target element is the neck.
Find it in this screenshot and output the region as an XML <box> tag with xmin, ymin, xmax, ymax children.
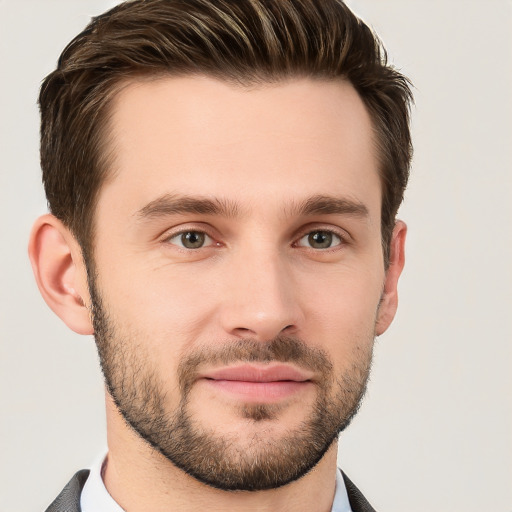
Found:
<box><xmin>103</xmin><ymin>394</ymin><xmax>339</xmax><ymax>512</ymax></box>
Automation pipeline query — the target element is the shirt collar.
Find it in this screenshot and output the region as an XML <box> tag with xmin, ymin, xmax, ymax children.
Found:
<box><xmin>80</xmin><ymin>454</ymin><xmax>124</xmax><ymax>512</ymax></box>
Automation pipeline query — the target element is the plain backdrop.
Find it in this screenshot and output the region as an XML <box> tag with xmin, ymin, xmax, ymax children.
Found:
<box><xmin>1</xmin><ymin>1</ymin><xmax>511</xmax><ymax>511</ymax></box>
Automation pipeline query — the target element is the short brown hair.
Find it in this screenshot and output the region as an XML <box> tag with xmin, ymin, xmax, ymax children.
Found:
<box><xmin>39</xmin><ymin>0</ymin><xmax>413</xmax><ymax>264</ymax></box>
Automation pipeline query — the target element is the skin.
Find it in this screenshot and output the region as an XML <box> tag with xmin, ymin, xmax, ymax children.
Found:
<box><xmin>29</xmin><ymin>76</ymin><xmax>406</xmax><ymax>512</ymax></box>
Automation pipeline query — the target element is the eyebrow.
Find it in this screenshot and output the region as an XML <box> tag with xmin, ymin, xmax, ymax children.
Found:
<box><xmin>135</xmin><ymin>193</ymin><xmax>369</xmax><ymax>221</ymax></box>
<box><xmin>288</xmin><ymin>194</ymin><xmax>370</xmax><ymax>218</ymax></box>
<box><xmin>135</xmin><ymin>194</ymin><xmax>241</xmax><ymax>220</ymax></box>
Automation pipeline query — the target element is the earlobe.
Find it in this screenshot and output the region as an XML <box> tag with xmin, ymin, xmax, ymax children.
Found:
<box><xmin>375</xmin><ymin>220</ymin><xmax>407</xmax><ymax>336</ymax></box>
<box><xmin>28</xmin><ymin>214</ymin><xmax>94</xmax><ymax>335</ymax></box>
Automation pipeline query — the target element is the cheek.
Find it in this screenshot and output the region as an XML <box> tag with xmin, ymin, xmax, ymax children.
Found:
<box><xmin>297</xmin><ymin>265</ymin><xmax>383</xmax><ymax>354</ymax></box>
<box><xmin>96</xmin><ymin>256</ymin><xmax>219</xmax><ymax>346</ymax></box>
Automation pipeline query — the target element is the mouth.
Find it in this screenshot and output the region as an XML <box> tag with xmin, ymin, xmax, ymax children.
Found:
<box><xmin>198</xmin><ymin>364</ymin><xmax>314</xmax><ymax>402</ymax></box>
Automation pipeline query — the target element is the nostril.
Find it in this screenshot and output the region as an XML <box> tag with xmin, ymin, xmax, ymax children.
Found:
<box><xmin>233</xmin><ymin>327</ymin><xmax>253</xmax><ymax>334</ymax></box>
<box><xmin>281</xmin><ymin>324</ymin><xmax>297</xmax><ymax>335</ymax></box>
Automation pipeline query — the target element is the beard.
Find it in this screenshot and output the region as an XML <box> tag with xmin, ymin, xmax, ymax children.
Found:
<box><xmin>89</xmin><ymin>276</ymin><xmax>374</xmax><ymax>492</ymax></box>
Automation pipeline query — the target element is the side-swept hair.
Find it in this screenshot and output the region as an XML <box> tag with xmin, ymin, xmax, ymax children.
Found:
<box><xmin>39</xmin><ymin>0</ymin><xmax>413</xmax><ymax>264</ymax></box>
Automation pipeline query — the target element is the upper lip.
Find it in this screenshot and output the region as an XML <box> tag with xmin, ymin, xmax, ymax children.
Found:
<box><xmin>200</xmin><ymin>364</ymin><xmax>313</xmax><ymax>383</ymax></box>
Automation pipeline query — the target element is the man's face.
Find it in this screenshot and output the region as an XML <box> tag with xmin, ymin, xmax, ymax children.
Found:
<box><xmin>89</xmin><ymin>76</ymin><xmax>393</xmax><ymax>490</ymax></box>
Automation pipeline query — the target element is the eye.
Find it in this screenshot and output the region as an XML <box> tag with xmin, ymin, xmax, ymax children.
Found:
<box><xmin>297</xmin><ymin>230</ymin><xmax>343</xmax><ymax>249</ymax></box>
<box><xmin>167</xmin><ymin>230</ymin><xmax>213</xmax><ymax>249</ymax></box>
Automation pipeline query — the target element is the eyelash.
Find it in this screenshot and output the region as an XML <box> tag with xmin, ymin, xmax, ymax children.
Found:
<box><xmin>294</xmin><ymin>229</ymin><xmax>345</xmax><ymax>250</ymax></box>
<box><xmin>162</xmin><ymin>228</ymin><xmax>218</xmax><ymax>250</ymax></box>
<box><xmin>161</xmin><ymin>225</ymin><xmax>348</xmax><ymax>253</ymax></box>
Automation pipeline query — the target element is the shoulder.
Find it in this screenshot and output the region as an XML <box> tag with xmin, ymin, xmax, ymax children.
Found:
<box><xmin>44</xmin><ymin>470</ymin><xmax>90</xmax><ymax>512</ymax></box>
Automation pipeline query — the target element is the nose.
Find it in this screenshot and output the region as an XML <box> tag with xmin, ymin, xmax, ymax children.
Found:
<box><xmin>218</xmin><ymin>248</ymin><xmax>304</xmax><ymax>342</ymax></box>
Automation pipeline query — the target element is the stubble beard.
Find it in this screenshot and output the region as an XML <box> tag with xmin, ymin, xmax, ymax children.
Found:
<box><xmin>89</xmin><ymin>276</ymin><xmax>374</xmax><ymax>491</ymax></box>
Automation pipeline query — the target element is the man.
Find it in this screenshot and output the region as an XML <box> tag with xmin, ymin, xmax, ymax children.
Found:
<box><xmin>29</xmin><ymin>0</ymin><xmax>412</xmax><ymax>510</ymax></box>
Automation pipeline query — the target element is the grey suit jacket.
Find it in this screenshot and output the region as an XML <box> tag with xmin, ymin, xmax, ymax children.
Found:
<box><xmin>45</xmin><ymin>469</ymin><xmax>376</xmax><ymax>512</ymax></box>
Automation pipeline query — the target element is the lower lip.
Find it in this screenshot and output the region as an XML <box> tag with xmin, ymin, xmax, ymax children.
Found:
<box><xmin>202</xmin><ymin>379</ymin><xmax>311</xmax><ymax>401</ymax></box>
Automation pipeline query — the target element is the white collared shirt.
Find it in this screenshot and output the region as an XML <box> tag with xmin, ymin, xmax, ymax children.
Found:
<box><xmin>80</xmin><ymin>453</ymin><xmax>352</xmax><ymax>512</ymax></box>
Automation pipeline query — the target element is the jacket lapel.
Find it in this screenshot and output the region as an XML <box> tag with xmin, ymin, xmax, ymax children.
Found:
<box><xmin>45</xmin><ymin>470</ymin><xmax>90</xmax><ymax>512</ymax></box>
<box><xmin>342</xmin><ymin>471</ymin><xmax>377</xmax><ymax>512</ymax></box>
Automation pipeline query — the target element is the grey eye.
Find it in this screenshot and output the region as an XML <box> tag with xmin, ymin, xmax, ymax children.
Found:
<box><xmin>169</xmin><ymin>231</ymin><xmax>212</xmax><ymax>249</ymax></box>
<box><xmin>298</xmin><ymin>230</ymin><xmax>342</xmax><ymax>249</ymax></box>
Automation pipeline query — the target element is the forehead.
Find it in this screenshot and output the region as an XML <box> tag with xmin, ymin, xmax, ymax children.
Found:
<box><xmin>101</xmin><ymin>75</ymin><xmax>380</xmax><ymax>219</ymax></box>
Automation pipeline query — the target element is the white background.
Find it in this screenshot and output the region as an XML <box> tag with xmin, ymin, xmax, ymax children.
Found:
<box><xmin>0</xmin><ymin>1</ymin><xmax>511</xmax><ymax>510</ymax></box>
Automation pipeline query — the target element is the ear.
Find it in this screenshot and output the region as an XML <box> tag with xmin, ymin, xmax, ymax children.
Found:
<box><xmin>375</xmin><ymin>220</ymin><xmax>407</xmax><ymax>336</ymax></box>
<box><xmin>28</xmin><ymin>214</ymin><xmax>93</xmax><ymax>335</ymax></box>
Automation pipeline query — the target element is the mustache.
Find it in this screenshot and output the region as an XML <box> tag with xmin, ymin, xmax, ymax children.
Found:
<box><xmin>177</xmin><ymin>336</ymin><xmax>334</xmax><ymax>395</ymax></box>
